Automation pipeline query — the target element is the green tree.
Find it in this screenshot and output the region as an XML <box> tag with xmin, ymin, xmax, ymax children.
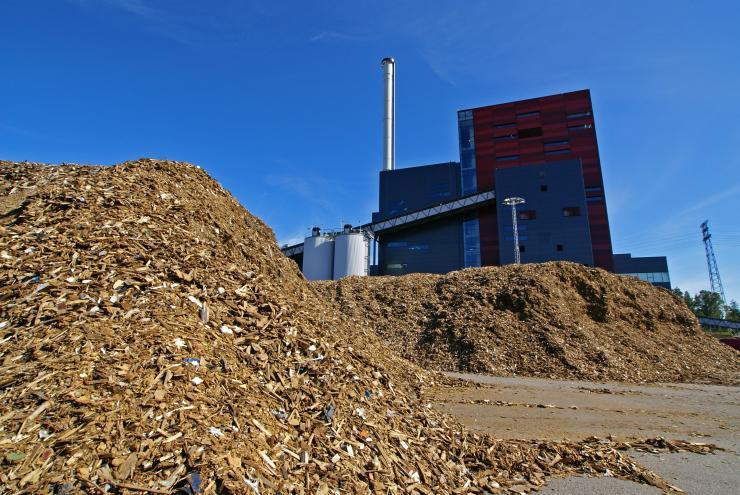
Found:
<box><xmin>724</xmin><ymin>300</ymin><xmax>740</xmax><ymax>322</ymax></box>
<box><xmin>693</xmin><ymin>290</ymin><xmax>723</xmax><ymax>319</ymax></box>
<box><xmin>672</xmin><ymin>287</ymin><xmax>696</xmax><ymax>312</ymax></box>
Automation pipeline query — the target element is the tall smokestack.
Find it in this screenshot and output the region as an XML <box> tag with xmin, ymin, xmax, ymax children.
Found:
<box><xmin>381</xmin><ymin>57</ymin><xmax>395</xmax><ymax>171</ymax></box>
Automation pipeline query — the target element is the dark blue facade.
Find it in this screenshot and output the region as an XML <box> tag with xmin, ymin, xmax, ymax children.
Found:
<box><xmin>495</xmin><ymin>160</ymin><xmax>595</xmax><ymax>266</ymax></box>
<box><xmin>375</xmin><ymin>162</ymin><xmax>461</xmax><ymax>221</ymax></box>
<box><xmin>380</xmin><ymin>217</ymin><xmax>464</xmax><ymax>275</ymax></box>
<box><xmin>375</xmin><ymin>162</ymin><xmax>464</xmax><ymax>275</ymax></box>
<box><xmin>613</xmin><ymin>253</ymin><xmax>671</xmax><ymax>289</ymax></box>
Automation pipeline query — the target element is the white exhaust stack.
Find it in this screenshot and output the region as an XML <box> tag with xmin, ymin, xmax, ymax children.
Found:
<box><xmin>381</xmin><ymin>57</ymin><xmax>395</xmax><ymax>171</ymax></box>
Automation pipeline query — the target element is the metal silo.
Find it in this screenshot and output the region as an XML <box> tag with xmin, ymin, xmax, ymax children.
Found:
<box><xmin>302</xmin><ymin>228</ymin><xmax>334</xmax><ymax>281</ymax></box>
<box><xmin>333</xmin><ymin>225</ymin><xmax>369</xmax><ymax>280</ymax></box>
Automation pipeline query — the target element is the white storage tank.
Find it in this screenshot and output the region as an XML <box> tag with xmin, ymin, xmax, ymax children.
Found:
<box><xmin>302</xmin><ymin>227</ymin><xmax>334</xmax><ymax>281</ymax></box>
<box><xmin>333</xmin><ymin>224</ymin><xmax>369</xmax><ymax>280</ymax></box>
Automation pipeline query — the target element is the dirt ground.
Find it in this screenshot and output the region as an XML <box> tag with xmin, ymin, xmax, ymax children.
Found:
<box><xmin>433</xmin><ymin>373</ymin><xmax>740</xmax><ymax>494</ymax></box>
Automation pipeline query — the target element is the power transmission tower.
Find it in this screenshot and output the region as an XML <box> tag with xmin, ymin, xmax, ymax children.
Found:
<box><xmin>700</xmin><ymin>220</ymin><xmax>726</xmax><ymax>304</ymax></box>
<box><xmin>503</xmin><ymin>197</ymin><xmax>526</xmax><ymax>264</ymax></box>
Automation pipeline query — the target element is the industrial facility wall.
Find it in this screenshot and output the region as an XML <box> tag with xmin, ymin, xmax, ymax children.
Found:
<box><xmin>613</xmin><ymin>253</ymin><xmax>671</xmax><ymax>289</ymax></box>
<box><xmin>379</xmin><ymin>216</ymin><xmax>464</xmax><ymax>276</ymax></box>
<box><xmin>495</xmin><ymin>160</ymin><xmax>595</xmax><ymax>266</ymax></box>
<box><xmin>465</xmin><ymin>89</ymin><xmax>614</xmax><ymax>271</ymax></box>
<box><xmin>375</xmin><ymin>162</ymin><xmax>461</xmax><ymax>221</ymax></box>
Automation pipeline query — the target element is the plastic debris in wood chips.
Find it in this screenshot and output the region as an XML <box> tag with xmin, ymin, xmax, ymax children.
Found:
<box><xmin>0</xmin><ymin>160</ymin><xmax>698</xmax><ymax>494</ymax></box>
<box><xmin>317</xmin><ymin>265</ymin><xmax>738</xmax><ymax>384</ymax></box>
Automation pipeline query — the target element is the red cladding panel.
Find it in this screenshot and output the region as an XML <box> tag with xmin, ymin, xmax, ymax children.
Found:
<box><xmin>470</xmin><ymin>89</ymin><xmax>614</xmax><ymax>270</ymax></box>
<box><xmin>478</xmin><ymin>204</ymin><xmax>499</xmax><ymax>266</ymax></box>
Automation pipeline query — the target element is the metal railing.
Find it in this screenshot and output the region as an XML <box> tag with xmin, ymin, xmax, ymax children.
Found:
<box><xmin>698</xmin><ymin>317</ymin><xmax>740</xmax><ymax>331</ymax></box>
<box><xmin>365</xmin><ymin>189</ymin><xmax>495</xmax><ymax>234</ymax></box>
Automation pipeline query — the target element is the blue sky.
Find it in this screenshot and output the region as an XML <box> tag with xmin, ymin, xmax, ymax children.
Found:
<box><xmin>2</xmin><ymin>0</ymin><xmax>739</xmax><ymax>300</ymax></box>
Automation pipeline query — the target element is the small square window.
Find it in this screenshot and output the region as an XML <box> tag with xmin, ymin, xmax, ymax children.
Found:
<box><xmin>517</xmin><ymin>210</ymin><xmax>536</xmax><ymax>220</ymax></box>
<box><xmin>567</xmin><ymin>111</ymin><xmax>592</xmax><ymax>119</ymax></box>
<box><xmin>518</xmin><ymin>127</ymin><xmax>542</xmax><ymax>139</ymax></box>
<box><xmin>519</xmin><ymin>245</ymin><xmax>526</xmax><ymax>252</ymax></box>
<box><xmin>562</xmin><ymin>207</ymin><xmax>581</xmax><ymax>217</ymax></box>
<box><xmin>540</xmin><ymin>185</ymin><xmax>548</xmax><ymax>192</ymax></box>
<box><xmin>556</xmin><ymin>244</ymin><xmax>563</xmax><ymax>251</ymax></box>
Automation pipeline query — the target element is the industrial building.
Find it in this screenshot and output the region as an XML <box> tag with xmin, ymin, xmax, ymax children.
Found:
<box><xmin>282</xmin><ymin>60</ymin><xmax>670</xmax><ymax>288</ymax></box>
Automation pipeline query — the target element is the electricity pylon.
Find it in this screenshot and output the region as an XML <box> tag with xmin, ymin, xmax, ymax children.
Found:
<box><xmin>700</xmin><ymin>220</ymin><xmax>726</xmax><ymax>304</ymax></box>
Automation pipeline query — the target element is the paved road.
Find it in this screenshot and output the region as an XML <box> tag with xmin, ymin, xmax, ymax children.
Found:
<box><xmin>433</xmin><ymin>373</ymin><xmax>740</xmax><ymax>494</ymax></box>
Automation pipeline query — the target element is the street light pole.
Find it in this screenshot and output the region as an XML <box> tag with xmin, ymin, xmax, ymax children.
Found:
<box><xmin>502</xmin><ymin>197</ymin><xmax>526</xmax><ymax>264</ymax></box>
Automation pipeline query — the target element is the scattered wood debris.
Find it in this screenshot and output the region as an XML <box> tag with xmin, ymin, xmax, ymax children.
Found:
<box><xmin>0</xmin><ymin>160</ymin><xmax>701</xmax><ymax>494</ymax></box>
<box><xmin>613</xmin><ymin>437</ymin><xmax>721</xmax><ymax>455</ymax></box>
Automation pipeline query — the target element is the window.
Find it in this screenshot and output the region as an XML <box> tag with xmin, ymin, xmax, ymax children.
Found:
<box><xmin>459</xmin><ymin>120</ymin><xmax>475</xmax><ymax>150</ymax></box>
<box><xmin>461</xmin><ymin>169</ymin><xmax>477</xmax><ymax>195</ymax></box>
<box><xmin>568</xmin><ymin>124</ymin><xmax>592</xmax><ymax>131</ymax></box>
<box><xmin>517</xmin><ymin>111</ymin><xmax>540</xmax><ymax>119</ymax></box>
<box><xmin>495</xmin><ymin>122</ymin><xmax>516</xmax><ymax>129</ymax></box>
<box><xmin>518</xmin><ymin>210</ymin><xmax>536</xmax><ymax>220</ymax></box>
<box><xmin>495</xmin><ymin>134</ymin><xmax>516</xmax><ymax>142</ymax></box>
<box><xmin>586</xmin><ymin>196</ymin><xmax>604</xmax><ymax>203</ymax></box>
<box><xmin>544</xmin><ymin>140</ymin><xmax>569</xmax><ymax>147</ymax></box>
<box><xmin>387</xmin><ymin>241</ymin><xmax>407</xmax><ymax>248</ymax></box>
<box><xmin>519</xmin><ymin>245</ymin><xmax>526</xmax><ymax>252</ymax></box>
<box><xmin>408</xmin><ymin>243</ymin><xmax>430</xmax><ymax>251</ymax></box>
<box><xmin>460</xmin><ymin>150</ymin><xmax>476</xmax><ymax>169</ymax></box>
<box><xmin>458</xmin><ymin>114</ymin><xmax>476</xmax><ymax>196</ymax></box>
<box><xmin>629</xmin><ymin>272</ymin><xmax>670</xmax><ymax>283</ymax></box>
<box><xmin>459</xmin><ymin>112</ymin><xmax>477</xmax><ymax>196</ymax></box>
<box><xmin>567</xmin><ymin>111</ymin><xmax>592</xmax><ymax>119</ymax></box>
<box><xmin>540</xmin><ymin>184</ymin><xmax>548</xmax><ymax>192</ymax></box>
<box><xmin>518</xmin><ymin>127</ymin><xmax>542</xmax><ymax>139</ymax></box>
<box><xmin>497</xmin><ymin>154</ymin><xmax>519</xmax><ymax>162</ymax></box>
<box><xmin>585</xmin><ymin>186</ymin><xmax>602</xmax><ymax>193</ymax></box>
<box><xmin>545</xmin><ymin>149</ymin><xmax>570</xmax><ymax>156</ymax></box>
<box><xmin>458</xmin><ymin>110</ymin><xmax>473</xmax><ymax>121</ymax></box>
<box><xmin>386</xmin><ymin>263</ymin><xmax>406</xmax><ymax>270</ymax></box>
<box><xmin>556</xmin><ymin>244</ymin><xmax>564</xmax><ymax>251</ymax></box>
<box><xmin>463</xmin><ymin>216</ymin><xmax>481</xmax><ymax>267</ymax></box>
<box><xmin>562</xmin><ymin>207</ymin><xmax>581</xmax><ymax>217</ymax></box>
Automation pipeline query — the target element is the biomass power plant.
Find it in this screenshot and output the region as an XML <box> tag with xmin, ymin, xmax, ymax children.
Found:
<box><xmin>282</xmin><ymin>58</ymin><xmax>671</xmax><ymax>288</ymax></box>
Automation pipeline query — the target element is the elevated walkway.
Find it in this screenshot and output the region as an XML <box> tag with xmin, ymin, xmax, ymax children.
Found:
<box><xmin>281</xmin><ymin>189</ymin><xmax>496</xmax><ymax>257</ymax></box>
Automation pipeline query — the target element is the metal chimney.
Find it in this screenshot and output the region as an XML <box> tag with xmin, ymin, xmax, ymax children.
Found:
<box><xmin>381</xmin><ymin>57</ymin><xmax>395</xmax><ymax>171</ymax></box>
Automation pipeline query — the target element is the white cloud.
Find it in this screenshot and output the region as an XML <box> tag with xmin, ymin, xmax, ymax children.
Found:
<box><xmin>679</xmin><ymin>183</ymin><xmax>740</xmax><ymax>217</ymax></box>
<box><xmin>69</xmin><ymin>0</ymin><xmax>156</xmax><ymax>18</ymax></box>
<box><xmin>309</xmin><ymin>31</ymin><xmax>376</xmax><ymax>43</ymax></box>
<box><xmin>100</xmin><ymin>0</ymin><xmax>156</xmax><ymax>18</ymax></box>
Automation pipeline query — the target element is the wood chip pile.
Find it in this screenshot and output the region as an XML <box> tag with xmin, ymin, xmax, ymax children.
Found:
<box><xmin>317</xmin><ymin>265</ymin><xmax>738</xmax><ymax>384</ymax></box>
<box><xmin>0</xmin><ymin>160</ymin><xmax>702</xmax><ymax>494</ymax></box>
